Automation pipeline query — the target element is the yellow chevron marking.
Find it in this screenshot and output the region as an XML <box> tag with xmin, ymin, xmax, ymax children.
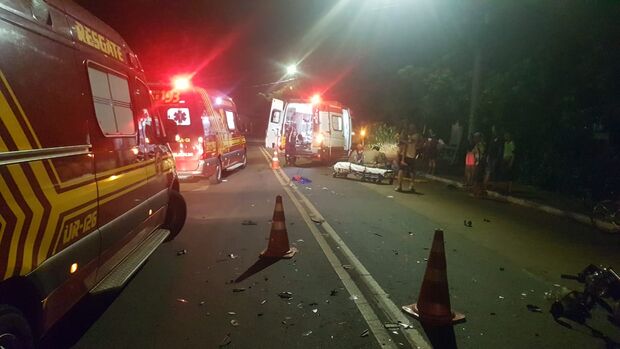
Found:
<box><xmin>8</xmin><ymin>165</ymin><xmax>44</xmax><ymax>274</ymax></box>
<box><xmin>0</xmin><ymin>71</ymin><xmax>41</xmax><ymax>149</ymax></box>
<box><xmin>0</xmin><ymin>174</ymin><xmax>26</xmax><ymax>279</ymax></box>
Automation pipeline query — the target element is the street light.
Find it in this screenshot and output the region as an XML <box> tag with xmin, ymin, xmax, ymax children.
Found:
<box><xmin>286</xmin><ymin>64</ymin><xmax>298</xmax><ymax>76</ymax></box>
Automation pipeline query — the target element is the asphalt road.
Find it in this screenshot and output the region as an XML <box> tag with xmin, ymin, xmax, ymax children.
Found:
<box><xmin>42</xmin><ymin>144</ymin><xmax>620</xmax><ymax>348</ymax></box>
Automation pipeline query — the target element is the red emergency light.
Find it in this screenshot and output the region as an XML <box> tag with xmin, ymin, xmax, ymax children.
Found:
<box><xmin>310</xmin><ymin>94</ymin><xmax>321</xmax><ymax>105</ymax></box>
<box><xmin>172</xmin><ymin>76</ymin><xmax>191</xmax><ymax>91</ymax></box>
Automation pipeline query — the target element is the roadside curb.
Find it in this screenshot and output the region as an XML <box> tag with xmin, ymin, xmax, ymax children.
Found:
<box><xmin>420</xmin><ymin>173</ymin><xmax>619</xmax><ymax>233</ymax></box>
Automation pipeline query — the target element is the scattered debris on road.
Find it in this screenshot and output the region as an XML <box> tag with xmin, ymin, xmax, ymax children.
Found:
<box><xmin>199</xmin><ymin>301</ymin><xmax>205</xmax><ymax>306</ymax></box>
<box><xmin>176</xmin><ymin>298</ymin><xmax>189</xmax><ymax>303</ymax></box>
<box><xmin>292</xmin><ymin>175</ymin><xmax>312</xmax><ymax>184</ymax></box>
<box><xmin>219</xmin><ymin>333</ymin><xmax>231</xmax><ymax>347</ymax></box>
<box><xmin>230</xmin><ymin>319</ymin><xmax>239</xmax><ymax>327</ymax></box>
<box><xmin>526</xmin><ymin>304</ymin><xmax>543</xmax><ymax>313</ymax></box>
<box><xmin>233</xmin><ymin>288</ymin><xmax>246</xmax><ymax>293</ymax></box>
<box><xmin>499</xmin><ymin>267</ymin><xmax>505</xmax><ymax>271</ymax></box>
<box><xmin>176</xmin><ymin>249</ymin><xmax>187</xmax><ymax>256</ymax></box>
<box><xmin>312</xmin><ymin>309</ymin><xmax>318</xmax><ymax>314</ymax></box>
<box><xmin>241</xmin><ymin>220</ymin><xmax>257</xmax><ymax>225</ymax></box>
<box><xmin>387</xmin><ymin>195</ymin><xmax>394</xmax><ymax>199</ymax></box>
<box><xmin>227</xmin><ymin>311</ymin><xmax>237</xmax><ymax>315</ymax></box>
<box><xmin>408</xmin><ymin>232</ymin><xmax>414</xmax><ymax>236</ymax></box>
<box><xmin>342</xmin><ymin>264</ymin><xmax>352</xmax><ymax>270</ymax></box>
<box><xmin>349</xmin><ymin>295</ymin><xmax>359</xmax><ymax>301</ymax></box>
<box><xmin>360</xmin><ymin>329</ymin><xmax>370</xmax><ymax>337</ymax></box>
<box><xmin>464</xmin><ymin>220</ymin><xmax>473</xmax><ymax>227</ymax></box>
<box><xmin>373</xmin><ymin>233</ymin><xmax>384</xmax><ymax>237</ymax></box>
<box><xmin>228</xmin><ymin>253</ymin><xmax>238</xmax><ymax>259</ymax></box>
<box><xmin>385</xmin><ymin>323</ymin><xmax>400</xmax><ymax>331</ymax></box>
<box><xmin>278</xmin><ymin>291</ymin><xmax>293</xmax><ymax>299</ymax></box>
<box><xmin>330</xmin><ymin>289</ymin><xmax>338</xmax><ymax>296</ymax></box>
<box><xmin>484</xmin><ymin>218</ymin><xmax>491</xmax><ymax>223</ymax></box>
<box><xmin>393</xmin><ymin>249</ymin><xmax>399</xmax><ymax>255</ymax></box>
<box><xmin>302</xmin><ymin>330</ymin><xmax>313</xmax><ymax>337</ymax></box>
<box><xmin>260</xmin><ymin>300</ymin><xmax>267</xmax><ymax>305</ymax></box>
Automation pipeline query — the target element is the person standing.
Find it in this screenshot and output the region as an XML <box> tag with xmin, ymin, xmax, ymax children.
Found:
<box><xmin>284</xmin><ymin>127</ymin><xmax>297</xmax><ymax>166</ymax></box>
<box><xmin>404</xmin><ymin>124</ymin><xmax>420</xmax><ymax>191</ymax></box>
<box><xmin>395</xmin><ymin>141</ymin><xmax>411</xmax><ymax>192</ymax></box>
<box><xmin>502</xmin><ymin>132</ymin><xmax>516</xmax><ymax>194</ymax></box>
<box><xmin>425</xmin><ymin>131</ymin><xmax>439</xmax><ymax>175</ymax></box>
<box><xmin>349</xmin><ymin>143</ymin><xmax>365</xmax><ymax>164</ymax></box>
<box><xmin>471</xmin><ymin>132</ymin><xmax>486</xmax><ymax>196</ymax></box>
<box><xmin>484</xmin><ymin>127</ymin><xmax>503</xmax><ymax>191</ymax></box>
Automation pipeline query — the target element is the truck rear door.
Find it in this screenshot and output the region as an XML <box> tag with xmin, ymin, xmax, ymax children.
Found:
<box><xmin>265</xmin><ymin>98</ymin><xmax>284</xmax><ymax>148</ymax></box>
<box><xmin>343</xmin><ymin>108</ymin><xmax>352</xmax><ymax>152</ymax></box>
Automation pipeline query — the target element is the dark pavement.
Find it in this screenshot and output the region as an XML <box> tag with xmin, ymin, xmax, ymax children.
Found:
<box><xmin>43</xmin><ymin>144</ymin><xmax>620</xmax><ymax>348</ymax></box>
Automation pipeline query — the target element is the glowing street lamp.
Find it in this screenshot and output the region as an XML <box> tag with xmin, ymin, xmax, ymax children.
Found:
<box><xmin>286</xmin><ymin>64</ymin><xmax>298</xmax><ymax>76</ymax></box>
<box><xmin>360</xmin><ymin>127</ymin><xmax>367</xmax><ymax>146</ymax></box>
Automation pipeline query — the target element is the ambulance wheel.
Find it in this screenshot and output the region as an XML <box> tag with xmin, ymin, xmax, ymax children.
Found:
<box><xmin>164</xmin><ymin>190</ymin><xmax>186</xmax><ymax>242</ymax></box>
<box><xmin>0</xmin><ymin>305</ymin><xmax>34</xmax><ymax>349</ymax></box>
<box><xmin>210</xmin><ymin>160</ymin><xmax>223</xmax><ymax>184</ymax></box>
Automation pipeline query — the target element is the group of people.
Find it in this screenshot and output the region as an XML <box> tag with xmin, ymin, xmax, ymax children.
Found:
<box><xmin>394</xmin><ymin>125</ymin><xmax>443</xmax><ymax>193</ymax></box>
<box><xmin>465</xmin><ymin>128</ymin><xmax>515</xmax><ymax>195</ymax></box>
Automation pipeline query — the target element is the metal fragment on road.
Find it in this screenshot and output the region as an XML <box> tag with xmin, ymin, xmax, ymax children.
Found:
<box><xmin>521</xmin><ymin>293</ymin><xmax>527</xmax><ymax>297</ymax></box>
<box><xmin>302</xmin><ymin>330</ymin><xmax>313</xmax><ymax>337</ymax></box>
<box><xmin>176</xmin><ymin>249</ymin><xmax>187</xmax><ymax>256</ymax></box>
<box><xmin>498</xmin><ymin>296</ymin><xmax>504</xmax><ymax>299</ymax></box>
<box><xmin>373</xmin><ymin>233</ymin><xmax>383</xmax><ymax>237</ymax></box>
<box><xmin>297</xmin><ymin>239</ymin><xmax>305</xmax><ymax>243</ymax></box>
<box><xmin>219</xmin><ymin>333</ymin><xmax>232</xmax><ymax>347</ymax></box>
<box><xmin>360</xmin><ymin>329</ymin><xmax>370</xmax><ymax>337</ymax></box>
<box><xmin>278</xmin><ymin>291</ymin><xmax>293</xmax><ymax>299</ymax></box>
<box><xmin>260</xmin><ymin>299</ymin><xmax>267</xmax><ymax>305</ymax></box>
<box><xmin>312</xmin><ymin>309</ymin><xmax>318</xmax><ymax>314</ymax></box>
<box><xmin>233</xmin><ymin>288</ymin><xmax>246</xmax><ymax>293</ymax></box>
<box><xmin>387</xmin><ymin>195</ymin><xmax>394</xmax><ymax>198</ymax></box>
<box><xmin>228</xmin><ymin>253</ymin><xmax>238</xmax><ymax>259</ymax></box>
<box><xmin>349</xmin><ymin>295</ymin><xmax>358</xmax><ymax>301</ymax></box>
<box><xmin>342</xmin><ymin>264</ymin><xmax>352</xmax><ymax>270</ymax></box>
<box><xmin>408</xmin><ymin>232</ymin><xmax>414</xmax><ymax>236</ymax></box>
<box><xmin>310</xmin><ymin>216</ymin><xmax>325</xmax><ymax>223</ymax></box>
<box><xmin>526</xmin><ymin>304</ymin><xmax>543</xmax><ymax>313</ymax></box>
<box><xmin>230</xmin><ymin>319</ymin><xmax>239</xmax><ymax>327</ymax></box>
<box><xmin>199</xmin><ymin>301</ymin><xmax>205</xmax><ymax>306</ymax></box>
<box><xmin>176</xmin><ymin>298</ymin><xmax>189</xmax><ymax>303</ymax></box>
<box><xmin>227</xmin><ymin>311</ymin><xmax>237</xmax><ymax>315</ymax></box>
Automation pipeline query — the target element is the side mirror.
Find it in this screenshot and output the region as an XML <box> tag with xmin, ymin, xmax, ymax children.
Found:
<box><xmin>163</xmin><ymin>118</ymin><xmax>178</xmax><ymax>143</ymax></box>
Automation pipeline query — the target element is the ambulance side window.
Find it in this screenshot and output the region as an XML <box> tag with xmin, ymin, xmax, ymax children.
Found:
<box><xmin>134</xmin><ymin>79</ymin><xmax>164</xmax><ymax>143</ymax></box>
<box><xmin>331</xmin><ymin>114</ymin><xmax>343</xmax><ymax>131</ymax></box>
<box><xmin>225</xmin><ymin>110</ymin><xmax>236</xmax><ymax>131</ymax></box>
<box><xmin>87</xmin><ymin>66</ymin><xmax>135</xmax><ymax>136</ymax></box>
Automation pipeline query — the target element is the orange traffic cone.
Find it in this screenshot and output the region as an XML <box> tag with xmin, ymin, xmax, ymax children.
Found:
<box><xmin>260</xmin><ymin>195</ymin><xmax>297</xmax><ymax>259</ymax></box>
<box><xmin>402</xmin><ymin>229</ymin><xmax>465</xmax><ymax>326</ymax></box>
<box><xmin>272</xmin><ymin>149</ymin><xmax>280</xmax><ymax>170</ymax></box>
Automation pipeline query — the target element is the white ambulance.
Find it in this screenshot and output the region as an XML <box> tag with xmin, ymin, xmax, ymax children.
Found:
<box><xmin>265</xmin><ymin>96</ymin><xmax>353</xmax><ymax>163</ymax></box>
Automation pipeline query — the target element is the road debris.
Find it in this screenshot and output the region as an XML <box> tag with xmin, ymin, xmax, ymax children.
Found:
<box><xmin>233</xmin><ymin>288</ymin><xmax>246</xmax><ymax>293</ymax></box>
<box><xmin>408</xmin><ymin>232</ymin><xmax>414</xmax><ymax>236</ymax></box>
<box><xmin>219</xmin><ymin>333</ymin><xmax>232</xmax><ymax>347</ymax></box>
<box><xmin>385</xmin><ymin>323</ymin><xmax>400</xmax><ymax>331</ymax></box>
<box><xmin>260</xmin><ymin>300</ymin><xmax>267</xmax><ymax>305</ymax></box>
<box><xmin>484</xmin><ymin>218</ymin><xmax>491</xmax><ymax>223</ymax></box>
<box><xmin>292</xmin><ymin>175</ymin><xmax>312</xmax><ymax>184</ymax></box>
<box><xmin>302</xmin><ymin>330</ymin><xmax>313</xmax><ymax>337</ymax></box>
<box><xmin>490</xmin><ymin>312</ymin><xmax>496</xmax><ymax>316</ymax></box>
<box><xmin>278</xmin><ymin>291</ymin><xmax>293</xmax><ymax>299</ymax></box>
<box><xmin>228</xmin><ymin>253</ymin><xmax>238</xmax><ymax>259</ymax></box>
<box><xmin>199</xmin><ymin>301</ymin><xmax>206</xmax><ymax>306</ymax></box>
<box><xmin>222</xmin><ymin>179</ymin><xmax>228</xmax><ymax>182</ymax></box>
<box><xmin>176</xmin><ymin>249</ymin><xmax>187</xmax><ymax>256</ymax></box>
<box><xmin>310</xmin><ymin>216</ymin><xmax>325</xmax><ymax>223</ymax></box>
<box><xmin>312</xmin><ymin>309</ymin><xmax>318</xmax><ymax>314</ymax></box>
<box><xmin>526</xmin><ymin>304</ymin><xmax>543</xmax><ymax>313</ymax></box>
<box><xmin>296</xmin><ymin>239</ymin><xmax>305</xmax><ymax>243</ymax></box>
<box><xmin>387</xmin><ymin>195</ymin><xmax>394</xmax><ymax>199</ymax></box>
<box><xmin>499</xmin><ymin>267</ymin><xmax>505</xmax><ymax>271</ymax></box>
<box><xmin>349</xmin><ymin>295</ymin><xmax>359</xmax><ymax>301</ymax></box>
<box><xmin>342</xmin><ymin>264</ymin><xmax>352</xmax><ymax>270</ymax></box>
<box><xmin>393</xmin><ymin>250</ymin><xmax>399</xmax><ymax>255</ymax></box>
<box><xmin>373</xmin><ymin>233</ymin><xmax>384</xmax><ymax>237</ymax></box>
<box><xmin>241</xmin><ymin>220</ymin><xmax>257</xmax><ymax>225</ymax></box>
<box><xmin>498</xmin><ymin>296</ymin><xmax>505</xmax><ymax>300</ymax></box>
<box><xmin>230</xmin><ymin>319</ymin><xmax>239</xmax><ymax>327</ymax></box>
<box><xmin>330</xmin><ymin>289</ymin><xmax>338</xmax><ymax>296</ymax></box>
<box><xmin>360</xmin><ymin>329</ymin><xmax>370</xmax><ymax>337</ymax></box>
<box><xmin>464</xmin><ymin>220</ymin><xmax>473</xmax><ymax>227</ymax></box>
<box><xmin>322</xmin><ymin>187</ymin><xmax>328</xmax><ymax>190</ymax></box>
<box><xmin>257</xmin><ymin>313</ymin><xmax>264</xmax><ymax>317</ymax></box>
<box><xmin>176</xmin><ymin>298</ymin><xmax>189</xmax><ymax>303</ymax></box>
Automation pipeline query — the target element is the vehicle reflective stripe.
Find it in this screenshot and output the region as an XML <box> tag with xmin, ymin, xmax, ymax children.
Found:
<box><xmin>0</xmin><ymin>71</ymin><xmax>41</xmax><ymax>149</ymax></box>
<box><xmin>0</xmin><ymin>173</ymin><xmax>26</xmax><ymax>279</ymax></box>
<box><xmin>7</xmin><ymin>165</ymin><xmax>44</xmax><ymax>274</ymax></box>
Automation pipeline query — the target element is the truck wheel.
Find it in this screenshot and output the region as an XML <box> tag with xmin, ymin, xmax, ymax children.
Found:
<box><xmin>210</xmin><ymin>160</ymin><xmax>222</xmax><ymax>184</ymax></box>
<box><xmin>0</xmin><ymin>305</ymin><xmax>33</xmax><ymax>349</ymax></box>
<box><xmin>164</xmin><ymin>190</ymin><xmax>186</xmax><ymax>242</ymax></box>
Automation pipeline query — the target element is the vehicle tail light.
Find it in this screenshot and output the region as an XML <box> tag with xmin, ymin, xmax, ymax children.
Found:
<box><xmin>314</xmin><ymin>133</ymin><xmax>325</xmax><ymax>145</ymax></box>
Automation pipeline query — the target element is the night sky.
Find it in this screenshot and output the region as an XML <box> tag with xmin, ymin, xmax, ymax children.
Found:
<box><xmin>77</xmin><ymin>0</ymin><xmax>471</xmax><ymax>121</ymax></box>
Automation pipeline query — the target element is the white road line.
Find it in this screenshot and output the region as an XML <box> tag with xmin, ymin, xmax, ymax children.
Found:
<box><xmin>259</xmin><ymin>147</ymin><xmax>430</xmax><ymax>349</ymax></box>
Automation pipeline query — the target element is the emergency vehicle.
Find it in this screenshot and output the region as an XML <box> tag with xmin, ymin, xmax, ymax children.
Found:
<box><xmin>0</xmin><ymin>1</ymin><xmax>186</xmax><ymax>346</ymax></box>
<box><xmin>151</xmin><ymin>84</ymin><xmax>247</xmax><ymax>183</ymax></box>
<box><xmin>265</xmin><ymin>96</ymin><xmax>353</xmax><ymax>163</ymax></box>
